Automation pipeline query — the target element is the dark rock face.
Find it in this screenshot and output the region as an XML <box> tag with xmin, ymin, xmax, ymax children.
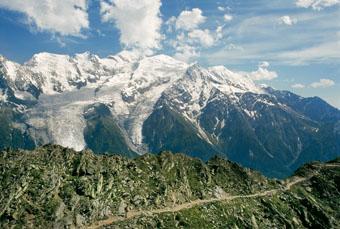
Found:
<box><xmin>1</xmin><ymin>85</ymin><xmax>339</xmax><ymax>178</ymax></box>
<box><xmin>0</xmin><ymin>107</ymin><xmax>35</xmax><ymax>150</ymax></box>
<box><xmin>83</xmin><ymin>103</ymin><xmax>137</xmax><ymax>157</ymax></box>
<box><xmin>142</xmin><ymin>101</ymin><xmax>221</xmax><ymax>161</ymax></box>
<box><xmin>0</xmin><ymin>145</ymin><xmax>339</xmax><ymax>228</ymax></box>
<box><xmin>143</xmin><ymin>90</ymin><xmax>340</xmax><ymax>178</ymax></box>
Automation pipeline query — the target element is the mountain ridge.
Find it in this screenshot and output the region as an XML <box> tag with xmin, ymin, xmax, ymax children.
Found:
<box><xmin>0</xmin><ymin>145</ymin><xmax>339</xmax><ymax>228</ymax></box>
<box><xmin>0</xmin><ymin>51</ymin><xmax>340</xmax><ymax>177</ymax></box>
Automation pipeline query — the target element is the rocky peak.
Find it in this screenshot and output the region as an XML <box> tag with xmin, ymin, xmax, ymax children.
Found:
<box><xmin>0</xmin><ymin>55</ymin><xmax>5</xmax><ymax>63</ymax></box>
<box><xmin>25</xmin><ymin>52</ymin><xmax>72</xmax><ymax>67</ymax></box>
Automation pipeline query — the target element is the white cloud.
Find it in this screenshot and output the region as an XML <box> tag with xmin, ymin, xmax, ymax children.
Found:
<box><xmin>291</xmin><ymin>83</ymin><xmax>306</xmax><ymax>88</ymax></box>
<box><xmin>292</xmin><ymin>79</ymin><xmax>335</xmax><ymax>89</ymax></box>
<box><xmin>259</xmin><ymin>61</ymin><xmax>270</xmax><ymax>68</ymax></box>
<box><xmin>279</xmin><ymin>16</ymin><xmax>297</xmax><ymax>26</ymax></box>
<box><xmin>174</xmin><ymin>44</ymin><xmax>199</xmax><ymax>62</ymax></box>
<box><xmin>224</xmin><ymin>14</ymin><xmax>233</xmax><ymax>22</ymax></box>
<box><xmin>278</xmin><ymin>41</ymin><xmax>340</xmax><ymax>64</ymax></box>
<box><xmin>218</xmin><ymin>6</ymin><xmax>225</xmax><ymax>11</ymax></box>
<box><xmin>245</xmin><ymin>62</ymin><xmax>278</xmax><ymax>81</ymax></box>
<box><xmin>225</xmin><ymin>43</ymin><xmax>244</xmax><ymax>51</ymax></box>
<box><xmin>0</xmin><ymin>0</ymin><xmax>89</xmax><ymax>37</ymax></box>
<box><xmin>100</xmin><ymin>0</ymin><xmax>162</xmax><ymax>51</ymax></box>
<box><xmin>204</xmin><ymin>9</ymin><xmax>340</xmax><ymax>66</ymax></box>
<box><xmin>174</xmin><ymin>8</ymin><xmax>206</xmax><ymax>31</ymax></box>
<box><xmin>170</xmin><ymin>32</ymin><xmax>201</xmax><ymax>62</ymax></box>
<box><xmin>188</xmin><ymin>29</ymin><xmax>215</xmax><ymax>47</ymax></box>
<box><xmin>296</xmin><ymin>0</ymin><xmax>340</xmax><ymax>10</ymax></box>
<box><xmin>216</xmin><ymin>26</ymin><xmax>224</xmax><ymax>39</ymax></box>
<box><xmin>165</xmin><ymin>16</ymin><xmax>176</xmax><ymax>32</ymax></box>
<box><xmin>291</xmin><ymin>79</ymin><xmax>335</xmax><ymax>89</ymax></box>
<box><xmin>167</xmin><ymin>8</ymin><xmax>222</xmax><ymax>62</ymax></box>
<box><xmin>310</xmin><ymin>78</ymin><xmax>335</xmax><ymax>88</ymax></box>
<box><xmin>171</xmin><ymin>27</ymin><xmax>222</xmax><ymax>62</ymax></box>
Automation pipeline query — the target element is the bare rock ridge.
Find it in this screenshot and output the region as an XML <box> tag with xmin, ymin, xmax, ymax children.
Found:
<box><xmin>0</xmin><ymin>145</ymin><xmax>339</xmax><ymax>228</ymax></box>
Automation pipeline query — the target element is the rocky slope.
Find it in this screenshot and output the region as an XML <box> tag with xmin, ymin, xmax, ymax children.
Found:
<box><xmin>0</xmin><ymin>52</ymin><xmax>340</xmax><ymax>177</ymax></box>
<box><xmin>0</xmin><ymin>145</ymin><xmax>339</xmax><ymax>228</ymax></box>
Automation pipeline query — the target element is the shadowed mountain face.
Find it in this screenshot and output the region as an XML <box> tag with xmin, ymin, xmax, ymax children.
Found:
<box><xmin>0</xmin><ymin>145</ymin><xmax>339</xmax><ymax>228</ymax></box>
<box><xmin>0</xmin><ymin>52</ymin><xmax>340</xmax><ymax>178</ymax></box>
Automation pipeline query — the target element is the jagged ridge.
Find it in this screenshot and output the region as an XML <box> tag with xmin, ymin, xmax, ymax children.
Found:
<box><xmin>0</xmin><ymin>145</ymin><xmax>339</xmax><ymax>228</ymax></box>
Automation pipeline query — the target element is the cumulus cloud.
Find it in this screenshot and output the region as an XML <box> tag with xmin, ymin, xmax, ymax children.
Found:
<box><xmin>296</xmin><ymin>0</ymin><xmax>340</xmax><ymax>10</ymax></box>
<box><xmin>279</xmin><ymin>16</ymin><xmax>297</xmax><ymax>26</ymax></box>
<box><xmin>173</xmin><ymin>44</ymin><xmax>199</xmax><ymax>62</ymax></box>
<box><xmin>174</xmin><ymin>8</ymin><xmax>206</xmax><ymax>31</ymax></box>
<box><xmin>100</xmin><ymin>0</ymin><xmax>162</xmax><ymax>51</ymax></box>
<box><xmin>170</xmin><ymin>32</ymin><xmax>204</xmax><ymax>62</ymax></box>
<box><xmin>310</xmin><ymin>78</ymin><xmax>335</xmax><ymax>88</ymax></box>
<box><xmin>223</xmin><ymin>14</ymin><xmax>233</xmax><ymax>22</ymax></box>
<box><xmin>167</xmin><ymin>8</ymin><xmax>222</xmax><ymax>62</ymax></box>
<box><xmin>0</xmin><ymin>0</ymin><xmax>89</xmax><ymax>37</ymax></box>
<box><xmin>291</xmin><ymin>83</ymin><xmax>306</xmax><ymax>89</ymax></box>
<box><xmin>188</xmin><ymin>29</ymin><xmax>215</xmax><ymax>47</ymax></box>
<box><xmin>246</xmin><ymin>62</ymin><xmax>278</xmax><ymax>81</ymax></box>
<box><xmin>171</xmin><ymin>26</ymin><xmax>221</xmax><ymax>62</ymax></box>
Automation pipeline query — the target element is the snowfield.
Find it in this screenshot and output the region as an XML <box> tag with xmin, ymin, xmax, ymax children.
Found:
<box><xmin>0</xmin><ymin>51</ymin><xmax>268</xmax><ymax>152</ymax></box>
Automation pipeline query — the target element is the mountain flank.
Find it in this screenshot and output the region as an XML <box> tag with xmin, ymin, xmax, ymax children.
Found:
<box><xmin>1</xmin><ymin>145</ymin><xmax>339</xmax><ymax>228</ymax></box>
<box><xmin>1</xmin><ymin>52</ymin><xmax>340</xmax><ymax>178</ymax></box>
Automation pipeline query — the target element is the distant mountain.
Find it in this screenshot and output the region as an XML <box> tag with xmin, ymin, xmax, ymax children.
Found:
<box><xmin>0</xmin><ymin>145</ymin><xmax>339</xmax><ymax>228</ymax></box>
<box><xmin>0</xmin><ymin>52</ymin><xmax>339</xmax><ymax>177</ymax></box>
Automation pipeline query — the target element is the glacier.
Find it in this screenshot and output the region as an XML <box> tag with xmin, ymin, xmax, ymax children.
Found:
<box><xmin>0</xmin><ymin>51</ymin><xmax>276</xmax><ymax>152</ymax></box>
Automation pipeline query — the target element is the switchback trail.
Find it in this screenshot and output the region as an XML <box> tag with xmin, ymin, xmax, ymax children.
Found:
<box><xmin>88</xmin><ymin>164</ymin><xmax>340</xmax><ymax>229</ymax></box>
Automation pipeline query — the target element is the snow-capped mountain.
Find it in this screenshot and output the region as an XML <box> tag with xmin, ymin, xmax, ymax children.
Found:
<box><xmin>0</xmin><ymin>52</ymin><xmax>339</xmax><ymax>178</ymax></box>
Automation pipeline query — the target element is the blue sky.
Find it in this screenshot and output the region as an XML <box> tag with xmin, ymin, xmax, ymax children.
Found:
<box><xmin>0</xmin><ymin>0</ymin><xmax>339</xmax><ymax>107</ymax></box>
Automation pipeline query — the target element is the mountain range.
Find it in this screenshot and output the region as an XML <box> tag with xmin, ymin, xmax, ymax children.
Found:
<box><xmin>0</xmin><ymin>51</ymin><xmax>339</xmax><ymax>178</ymax></box>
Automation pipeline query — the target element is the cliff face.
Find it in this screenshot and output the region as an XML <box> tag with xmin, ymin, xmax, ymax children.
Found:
<box><xmin>0</xmin><ymin>145</ymin><xmax>339</xmax><ymax>228</ymax></box>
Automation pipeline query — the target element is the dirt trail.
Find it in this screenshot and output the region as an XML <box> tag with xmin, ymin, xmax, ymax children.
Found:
<box><xmin>323</xmin><ymin>163</ymin><xmax>340</xmax><ymax>168</ymax></box>
<box><xmin>88</xmin><ymin>164</ymin><xmax>340</xmax><ymax>229</ymax></box>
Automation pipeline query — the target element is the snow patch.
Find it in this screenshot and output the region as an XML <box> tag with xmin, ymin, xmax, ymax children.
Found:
<box><xmin>0</xmin><ymin>89</ymin><xmax>8</xmax><ymax>102</ymax></box>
